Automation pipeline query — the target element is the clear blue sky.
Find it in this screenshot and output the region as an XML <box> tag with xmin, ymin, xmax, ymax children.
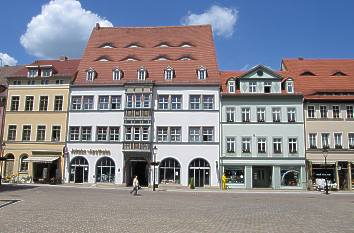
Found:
<box><xmin>1</xmin><ymin>0</ymin><xmax>354</xmax><ymax>70</ymax></box>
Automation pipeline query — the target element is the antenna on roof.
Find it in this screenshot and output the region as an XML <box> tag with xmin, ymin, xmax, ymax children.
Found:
<box><xmin>96</xmin><ymin>23</ymin><xmax>100</xmax><ymax>30</ymax></box>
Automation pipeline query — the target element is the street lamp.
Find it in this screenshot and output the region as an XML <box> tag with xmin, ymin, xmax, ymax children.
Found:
<box><xmin>152</xmin><ymin>145</ymin><xmax>158</xmax><ymax>191</ymax></box>
<box><xmin>323</xmin><ymin>147</ymin><xmax>329</xmax><ymax>195</ymax></box>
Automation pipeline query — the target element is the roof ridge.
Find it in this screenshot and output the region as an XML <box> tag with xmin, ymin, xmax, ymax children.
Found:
<box><xmin>96</xmin><ymin>24</ymin><xmax>212</xmax><ymax>30</ymax></box>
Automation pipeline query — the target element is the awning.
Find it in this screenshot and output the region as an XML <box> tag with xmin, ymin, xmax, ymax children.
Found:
<box><xmin>24</xmin><ymin>156</ymin><xmax>59</xmax><ymax>163</ymax></box>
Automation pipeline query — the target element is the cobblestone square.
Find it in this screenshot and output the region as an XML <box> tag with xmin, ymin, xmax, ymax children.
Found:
<box><xmin>0</xmin><ymin>185</ymin><xmax>353</xmax><ymax>233</ymax></box>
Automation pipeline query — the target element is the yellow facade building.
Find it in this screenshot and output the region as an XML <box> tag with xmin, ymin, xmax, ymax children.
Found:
<box><xmin>2</xmin><ymin>58</ymin><xmax>79</xmax><ymax>183</ymax></box>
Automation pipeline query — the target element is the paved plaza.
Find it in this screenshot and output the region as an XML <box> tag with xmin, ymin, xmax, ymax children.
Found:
<box><xmin>0</xmin><ymin>185</ymin><xmax>353</xmax><ymax>233</ymax></box>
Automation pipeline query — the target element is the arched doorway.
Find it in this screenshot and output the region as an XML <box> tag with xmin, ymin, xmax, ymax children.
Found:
<box><xmin>19</xmin><ymin>154</ymin><xmax>29</xmax><ymax>173</ymax></box>
<box><xmin>96</xmin><ymin>157</ymin><xmax>115</xmax><ymax>183</ymax></box>
<box><xmin>70</xmin><ymin>156</ymin><xmax>88</xmax><ymax>183</ymax></box>
<box><xmin>4</xmin><ymin>154</ymin><xmax>14</xmax><ymax>177</ymax></box>
<box><xmin>188</xmin><ymin>158</ymin><xmax>210</xmax><ymax>187</ymax></box>
<box><xmin>159</xmin><ymin>158</ymin><xmax>180</xmax><ymax>184</ymax></box>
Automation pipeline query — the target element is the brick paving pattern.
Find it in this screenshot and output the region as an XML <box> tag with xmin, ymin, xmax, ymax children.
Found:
<box><xmin>0</xmin><ymin>185</ymin><xmax>353</xmax><ymax>233</ymax></box>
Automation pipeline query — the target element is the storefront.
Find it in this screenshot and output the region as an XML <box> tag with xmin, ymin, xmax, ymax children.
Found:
<box><xmin>312</xmin><ymin>163</ymin><xmax>337</xmax><ymax>189</ymax></box>
<box><xmin>280</xmin><ymin>166</ymin><xmax>301</xmax><ymax>187</ymax></box>
<box><xmin>224</xmin><ymin>166</ymin><xmax>245</xmax><ymax>188</ymax></box>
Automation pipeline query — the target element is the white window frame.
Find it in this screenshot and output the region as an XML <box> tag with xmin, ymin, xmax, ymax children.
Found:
<box><xmin>189</xmin><ymin>95</ymin><xmax>201</xmax><ymax>110</ymax></box>
<box><xmin>97</xmin><ymin>126</ymin><xmax>108</xmax><ymax>141</ymax></box>
<box><xmin>249</xmin><ymin>82</ymin><xmax>257</xmax><ymax>93</ymax></box>
<box><xmin>320</xmin><ymin>105</ymin><xmax>327</xmax><ymax>118</ymax></box>
<box><xmin>287</xmin><ymin>108</ymin><xmax>296</xmax><ymax>122</ymax></box>
<box><xmin>226</xmin><ymin>107</ymin><xmax>235</xmax><ymax>122</ymax></box>
<box><xmin>334</xmin><ymin>132</ymin><xmax>342</xmax><ymax>148</ymax></box>
<box><xmin>286</xmin><ymin>81</ymin><xmax>294</xmax><ymax>93</ymax></box>
<box><xmin>69</xmin><ymin>126</ymin><xmax>80</xmax><ymax>141</ymax></box>
<box><xmin>171</xmin><ymin>95</ymin><xmax>182</xmax><ymax>110</ymax></box>
<box><xmin>157</xmin><ymin>127</ymin><xmax>168</xmax><ymax>142</ymax></box>
<box><xmin>257</xmin><ymin>107</ymin><xmax>266</xmax><ymax>122</ymax></box>
<box><xmin>158</xmin><ymin>95</ymin><xmax>169</xmax><ymax>110</ymax></box>
<box><xmin>257</xmin><ymin>138</ymin><xmax>267</xmax><ymax>153</ymax></box>
<box><xmin>273</xmin><ymin>138</ymin><xmax>282</xmax><ymax>154</ymax></box>
<box><xmin>203</xmin><ymin>95</ymin><xmax>214</xmax><ymax>110</ymax></box>
<box><xmin>346</xmin><ymin>105</ymin><xmax>353</xmax><ymax>119</ymax></box>
<box><xmin>27</xmin><ymin>69</ymin><xmax>38</xmax><ymax>78</ymax></box>
<box><xmin>113</xmin><ymin>68</ymin><xmax>122</xmax><ymax>80</ymax></box>
<box><xmin>288</xmin><ymin>138</ymin><xmax>297</xmax><ymax>154</ymax></box>
<box><xmin>307</xmin><ymin>105</ymin><xmax>315</xmax><ymax>118</ymax></box>
<box><xmin>348</xmin><ymin>133</ymin><xmax>354</xmax><ymax>149</ymax></box>
<box><xmin>109</xmin><ymin>127</ymin><xmax>120</xmax><ymax>141</ymax></box>
<box><xmin>242</xmin><ymin>137</ymin><xmax>251</xmax><ymax>153</ymax></box>
<box><xmin>197</xmin><ymin>67</ymin><xmax>207</xmax><ymax>80</ymax></box>
<box><xmin>138</xmin><ymin>67</ymin><xmax>146</xmax><ymax>80</ymax></box>
<box><xmin>226</xmin><ymin>137</ymin><xmax>236</xmax><ymax>153</ymax></box>
<box><xmin>189</xmin><ymin>127</ymin><xmax>200</xmax><ymax>142</ymax></box>
<box><xmin>86</xmin><ymin>68</ymin><xmax>95</xmax><ymax>81</ymax></box>
<box><xmin>332</xmin><ymin>105</ymin><xmax>340</xmax><ymax>119</ymax></box>
<box><xmin>165</xmin><ymin>67</ymin><xmax>174</xmax><ymax>80</ymax></box>
<box><xmin>272</xmin><ymin>108</ymin><xmax>281</xmax><ymax>122</ymax></box>
<box><xmin>241</xmin><ymin>108</ymin><xmax>250</xmax><ymax>122</ymax></box>
<box><xmin>228</xmin><ymin>80</ymin><xmax>235</xmax><ymax>93</ymax></box>
<box><xmin>170</xmin><ymin>127</ymin><xmax>181</xmax><ymax>142</ymax></box>
<box><xmin>308</xmin><ymin>133</ymin><xmax>317</xmax><ymax>149</ymax></box>
<box><xmin>321</xmin><ymin>133</ymin><xmax>330</xmax><ymax>148</ymax></box>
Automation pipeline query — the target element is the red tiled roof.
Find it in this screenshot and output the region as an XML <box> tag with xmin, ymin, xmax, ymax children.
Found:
<box><xmin>0</xmin><ymin>65</ymin><xmax>23</xmax><ymax>85</ymax></box>
<box><xmin>8</xmin><ymin>59</ymin><xmax>80</xmax><ymax>78</ymax></box>
<box><xmin>75</xmin><ymin>25</ymin><xmax>219</xmax><ymax>86</ymax></box>
<box><xmin>282</xmin><ymin>58</ymin><xmax>354</xmax><ymax>101</ymax></box>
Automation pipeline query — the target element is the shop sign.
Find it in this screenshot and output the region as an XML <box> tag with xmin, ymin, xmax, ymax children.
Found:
<box><xmin>71</xmin><ymin>149</ymin><xmax>111</xmax><ymax>156</ymax></box>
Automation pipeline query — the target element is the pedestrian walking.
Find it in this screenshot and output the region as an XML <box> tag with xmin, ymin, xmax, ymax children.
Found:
<box><xmin>130</xmin><ymin>176</ymin><xmax>139</xmax><ymax>196</ymax></box>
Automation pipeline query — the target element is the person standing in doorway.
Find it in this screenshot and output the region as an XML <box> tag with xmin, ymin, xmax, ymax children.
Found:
<box><xmin>130</xmin><ymin>176</ymin><xmax>139</xmax><ymax>196</ymax></box>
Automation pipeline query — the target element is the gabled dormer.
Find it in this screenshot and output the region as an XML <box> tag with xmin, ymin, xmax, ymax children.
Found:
<box><xmin>112</xmin><ymin>67</ymin><xmax>123</xmax><ymax>80</ymax></box>
<box><xmin>164</xmin><ymin>66</ymin><xmax>174</xmax><ymax>80</ymax></box>
<box><xmin>86</xmin><ymin>67</ymin><xmax>96</xmax><ymax>81</ymax></box>
<box><xmin>197</xmin><ymin>66</ymin><xmax>207</xmax><ymax>80</ymax></box>
<box><xmin>227</xmin><ymin>78</ymin><xmax>236</xmax><ymax>93</ymax></box>
<box><xmin>285</xmin><ymin>78</ymin><xmax>295</xmax><ymax>94</ymax></box>
<box><xmin>137</xmin><ymin>67</ymin><xmax>147</xmax><ymax>80</ymax></box>
<box><xmin>238</xmin><ymin>65</ymin><xmax>283</xmax><ymax>94</ymax></box>
<box><xmin>26</xmin><ymin>66</ymin><xmax>39</xmax><ymax>78</ymax></box>
<box><xmin>40</xmin><ymin>65</ymin><xmax>53</xmax><ymax>77</ymax></box>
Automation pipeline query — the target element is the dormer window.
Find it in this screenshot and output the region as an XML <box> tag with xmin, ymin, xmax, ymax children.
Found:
<box><xmin>179</xmin><ymin>56</ymin><xmax>193</xmax><ymax>61</ymax></box>
<box><xmin>180</xmin><ymin>43</ymin><xmax>192</xmax><ymax>48</ymax></box>
<box><xmin>86</xmin><ymin>68</ymin><xmax>96</xmax><ymax>81</ymax></box>
<box><xmin>228</xmin><ymin>80</ymin><xmax>235</xmax><ymax>93</ymax></box>
<box><xmin>164</xmin><ymin>66</ymin><xmax>174</xmax><ymax>80</ymax></box>
<box><xmin>264</xmin><ymin>82</ymin><xmax>272</xmax><ymax>93</ymax></box>
<box><xmin>332</xmin><ymin>71</ymin><xmax>347</xmax><ymax>76</ymax></box>
<box><xmin>99</xmin><ymin>43</ymin><xmax>115</xmax><ymax>48</ymax></box>
<box><xmin>286</xmin><ymin>79</ymin><xmax>294</xmax><ymax>93</ymax></box>
<box><xmin>28</xmin><ymin>69</ymin><xmax>38</xmax><ymax>78</ymax></box>
<box><xmin>157</xmin><ymin>43</ymin><xmax>170</xmax><ymax>48</ymax></box>
<box><xmin>197</xmin><ymin>66</ymin><xmax>207</xmax><ymax>80</ymax></box>
<box><xmin>137</xmin><ymin>67</ymin><xmax>147</xmax><ymax>80</ymax></box>
<box><xmin>155</xmin><ymin>56</ymin><xmax>169</xmax><ymax>61</ymax></box>
<box><xmin>113</xmin><ymin>68</ymin><xmax>122</xmax><ymax>80</ymax></box>
<box><xmin>41</xmin><ymin>69</ymin><xmax>52</xmax><ymax>77</ymax></box>
<box><xmin>300</xmin><ymin>71</ymin><xmax>316</xmax><ymax>76</ymax></box>
<box><xmin>127</xmin><ymin>43</ymin><xmax>141</xmax><ymax>48</ymax></box>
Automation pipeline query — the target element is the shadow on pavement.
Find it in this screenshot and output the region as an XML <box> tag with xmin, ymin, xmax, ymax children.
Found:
<box><xmin>0</xmin><ymin>184</ymin><xmax>39</xmax><ymax>193</ymax></box>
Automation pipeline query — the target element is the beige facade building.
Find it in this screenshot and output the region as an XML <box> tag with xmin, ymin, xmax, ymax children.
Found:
<box><xmin>1</xmin><ymin>58</ymin><xmax>79</xmax><ymax>183</ymax></box>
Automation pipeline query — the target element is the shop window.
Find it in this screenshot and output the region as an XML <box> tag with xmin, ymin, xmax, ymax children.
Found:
<box><xmin>280</xmin><ymin>167</ymin><xmax>301</xmax><ymax>187</ymax></box>
<box><xmin>96</xmin><ymin>157</ymin><xmax>115</xmax><ymax>183</ymax></box>
<box><xmin>19</xmin><ymin>155</ymin><xmax>29</xmax><ymax>172</ymax></box>
<box><xmin>159</xmin><ymin>158</ymin><xmax>181</xmax><ymax>184</ymax></box>
<box><xmin>225</xmin><ymin>167</ymin><xmax>245</xmax><ymax>184</ymax></box>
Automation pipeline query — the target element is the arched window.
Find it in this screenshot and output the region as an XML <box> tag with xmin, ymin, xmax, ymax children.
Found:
<box><xmin>197</xmin><ymin>66</ymin><xmax>207</xmax><ymax>80</ymax></box>
<box><xmin>188</xmin><ymin>158</ymin><xmax>210</xmax><ymax>187</ymax></box>
<box><xmin>19</xmin><ymin>155</ymin><xmax>29</xmax><ymax>172</ymax></box>
<box><xmin>70</xmin><ymin>156</ymin><xmax>89</xmax><ymax>183</ymax></box>
<box><xmin>86</xmin><ymin>68</ymin><xmax>96</xmax><ymax>81</ymax></box>
<box><xmin>159</xmin><ymin>158</ymin><xmax>180</xmax><ymax>184</ymax></box>
<box><xmin>164</xmin><ymin>66</ymin><xmax>174</xmax><ymax>80</ymax></box>
<box><xmin>96</xmin><ymin>157</ymin><xmax>115</xmax><ymax>183</ymax></box>
<box><xmin>4</xmin><ymin>154</ymin><xmax>14</xmax><ymax>177</ymax></box>
<box><xmin>137</xmin><ymin>67</ymin><xmax>147</xmax><ymax>80</ymax></box>
<box><xmin>112</xmin><ymin>68</ymin><xmax>122</xmax><ymax>80</ymax></box>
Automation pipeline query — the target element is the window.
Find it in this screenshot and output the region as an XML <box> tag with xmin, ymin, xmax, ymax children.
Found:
<box><xmin>39</xmin><ymin>96</ymin><xmax>48</xmax><ymax>111</ymax></box>
<box><xmin>320</xmin><ymin>105</ymin><xmax>327</xmax><ymax>118</ymax></box>
<box><xmin>321</xmin><ymin>133</ymin><xmax>330</xmax><ymax>148</ymax></box>
<box><xmin>19</xmin><ymin>155</ymin><xmax>28</xmax><ymax>172</ymax></box>
<box><xmin>69</xmin><ymin>127</ymin><xmax>80</xmax><ymax>141</ymax></box>
<box><xmin>197</xmin><ymin>67</ymin><xmax>207</xmax><ymax>80</ymax></box>
<box><xmin>228</xmin><ymin>81</ymin><xmax>235</xmax><ymax>93</ymax></box>
<box><xmin>81</xmin><ymin>127</ymin><xmax>92</xmax><ymax>141</ymax></box>
<box><xmin>158</xmin><ymin>95</ymin><xmax>169</xmax><ymax>110</ymax></box>
<box><xmin>22</xmin><ymin>125</ymin><xmax>31</xmax><ymax>141</ymax></box>
<box><xmin>109</xmin><ymin>127</ymin><xmax>120</xmax><ymax>141</ymax></box>
<box><xmin>273</xmin><ymin>138</ymin><xmax>282</xmax><ymax>154</ymax></box>
<box><xmin>287</xmin><ymin>108</ymin><xmax>296</xmax><ymax>122</ymax></box>
<box><xmin>334</xmin><ymin>133</ymin><xmax>342</xmax><ymax>149</ymax></box>
<box><xmin>13</xmin><ymin>80</ymin><xmax>21</xmax><ymax>85</ymax></box>
<box><xmin>258</xmin><ymin>138</ymin><xmax>266</xmax><ymax>153</ymax></box>
<box><xmin>226</xmin><ymin>107</ymin><xmax>235</xmax><ymax>122</ymax></box>
<box><xmin>10</xmin><ymin>96</ymin><xmax>19</xmax><ymax>111</ymax></box>
<box><xmin>170</xmin><ymin>127</ymin><xmax>181</xmax><ymax>142</ymax></box>
<box><xmin>226</xmin><ymin>137</ymin><xmax>235</xmax><ymax>153</ymax></box>
<box><xmin>126</xmin><ymin>94</ymin><xmax>133</xmax><ymax>108</ymax></box>
<box><xmin>171</xmin><ymin>95</ymin><xmax>182</xmax><ymax>110</ymax></box>
<box><xmin>25</xmin><ymin>96</ymin><xmax>34</xmax><ymax>111</ymax></box>
<box><xmin>308</xmin><ymin>106</ymin><xmax>315</xmax><ymax>118</ymax></box>
<box><xmin>138</xmin><ymin>67</ymin><xmax>146</xmax><ymax>80</ymax></box>
<box><xmin>189</xmin><ymin>127</ymin><xmax>200</xmax><ymax>142</ymax></box>
<box><xmin>288</xmin><ymin>138</ymin><xmax>297</xmax><ymax>153</ymax></box>
<box><xmin>51</xmin><ymin>126</ymin><xmax>61</xmax><ymax>142</ymax></box>
<box><xmin>159</xmin><ymin>158</ymin><xmax>181</xmax><ymax>184</ymax></box>
<box><xmin>111</xmin><ymin>96</ymin><xmax>121</xmax><ymax>110</ymax></box>
<box><xmin>157</xmin><ymin>127</ymin><xmax>168</xmax><ymax>142</ymax></box>
<box><xmin>36</xmin><ymin>125</ymin><xmax>46</xmax><ymax>141</ymax></box>
<box><xmin>143</xmin><ymin>94</ymin><xmax>150</xmax><ymax>108</ymax></box>
<box><xmin>347</xmin><ymin>106</ymin><xmax>354</xmax><ymax>119</ymax></box>
<box><xmin>349</xmin><ymin>133</ymin><xmax>354</xmax><ymax>149</ymax></box>
<box><xmin>135</xmin><ymin>95</ymin><xmax>142</xmax><ymax>108</ymax></box>
<box><xmin>27</xmin><ymin>80</ymin><xmax>35</xmax><ymax>85</ymax></box>
<box><xmin>41</xmin><ymin>69</ymin><xmax>52</xmax><ymax>77</ymax></box>
<box><xmin>242</xmin><ymin>137</ymin><xmax>251</xmax><ymax>153</ymax></box>
<box><xmin>56</xmin><ymin>80</ymin><xmax>64</xmax><ymax>85</ymax></box>
<box><xmin>98</xmin><ymin>96</ymin><xmax>109</xmax><ymax>110</ymax></box>
<box><xmin>286</xmin><ymin>81</ymin><xmax>294</xmax><ymax>93</ymax></box>
<box><xmin>264</xmin><ymin>82</ymin><xmax>272</xmax><ymax>93</ymax></box>
<box><xmin>309</xmin><ymin>133</ymin><xmax>317</xmax><ymax>149</ymax></box>
<box><xmin>272</xmin><ymin>108</ymin><xmax>281</xmax><ymax>122</ymax></box>
<box><xmin>83</xmin><ymin>96</ymin><xmax>94</xmax><ymax>110</ymax></box>
<box><xmin>333</xmin><ymin>106</ymin><xmax>340</xmax><ymax>118</ymax></box>
<box><xmin>190</xmin><ymin>95</ymin><xmax>201</xmax><ymax>110</ymax></box>
<box><xmin>225</xmin><ymin>167</ymin><xmax>245</xmax><ymax>184</ymax></box>
<box><xmin>86</xmin><ymin>69</ymin><xmax>95</xmax><ymax>81</ymax></box>
<box><xmin>71</xmin><ymin>96</ymin><xmax>82</xmax><ymax>110</ymax></box>
<box><xmin>165</xmin><ymin>67</ymin><xmax>174</xmax><ymax>80</ymax></box>
<box><xmin>54</xmin><ymin>96</ymin><xmax>63</xmax><ymax>111</ymax></box>
<box><xmin>203</xmin><ymin>95</ymin><xmax>214</xmax><ymax>110</ymax></box>
<box><xmin>28</xmin><ymin>69</ymin><xmax>38</xmax><ymax>77</ymax></box>
<box><xmin>281</xmin><ymin>167</ymin><xmax>301</xmax><ymax>187</ymax></box>
<box><xmin>97</xmin><ymin>127</ymin><xmax>108</xmax><ymax>141</ymax></box>
<box><xmin>142</xmin><ymin>127</ymin><xmax>149</xmax><ymax>141</ymax></box>
<box><xmin>7</xmin><ymin>125</ymin><xmax>16</xmax><ymax>141</ymax></box>
<box><xmin>134</xmin><ymin>127</ymin><xmax>140</xmax><ymax>140</ymax></box>
<box><xmin>113</xmin><ymin>69</ymin><xmax>122</xmax><ymax>80</ymax></box>
<box><xmin>41</xmin><ymin>79</ymin><xmax>49</xmax><ymax>85</ymax></box>
<box><xmin>249</xmin><ymin>82</ymin><xmax>257</xmax><ymax>93</ymax></box>
<box><xmin>202</xmin><ymin>127</ymin><xmax>214</xmax><ymax>142</ymax></box>
<box><xmin>257</xmin><ymin>108</ymin><xmax>266</xmax><ymax>122</ymax></box>
<box><xmin>241</xmin><ymin>108</ymin><xmax>250</xmax><ymax>122</ymax></box>
<box><xmin>125</xmin><ymin>127</ymin><xmax>132</xmax><ymax>141</ymax></box>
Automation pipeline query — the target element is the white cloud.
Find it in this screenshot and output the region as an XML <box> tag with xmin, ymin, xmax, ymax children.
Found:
<box><xmin>182</xmin><ymin>5</ymin><xmax>238</xmax><ymax>38</ymax></box>
<box><xmin>0</xmin><ymin>53</ymin><xmax>18</xmax><ymax>66</ymax></box>
<box><xmin>20</xmin><ymin>0</ymin><xmax>112</xmax><ymax>59</ymax></box>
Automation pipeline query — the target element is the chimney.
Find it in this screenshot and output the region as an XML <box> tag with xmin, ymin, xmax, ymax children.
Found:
<box><xmin>59</xmin><ymin>56</ymin><xmax>68</xmax><ymax>61</ymax></box>
<box><xmin>96</xmin><ymin>23</ymin><xmax>100</xmax><ymax>30</ymax></box>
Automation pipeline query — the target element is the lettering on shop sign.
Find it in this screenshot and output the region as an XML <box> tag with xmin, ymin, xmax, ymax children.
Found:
<box><xmin>71</xmin><ymin>149</ymin><xmax>111</xmax><ymax>156</ymax></box>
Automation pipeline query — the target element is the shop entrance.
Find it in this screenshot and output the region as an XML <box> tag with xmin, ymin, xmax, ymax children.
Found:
<box><xmin>127</xmin><ymin>160</ymin><xmax>148</xmax><ymax>186</ymax></box>
<box><xmin>252</xmin><ymin>166</ymin><xmax>272</xmax><ymax>188</ymax></box>
<box><xmin>338</xmin><ymin>161</ymin><xmax>348</xmax><ymax>190</ymax></box>
<box><xmin>32</xmin><ymin>161</ymin><xmax>58</xmax><ymax>183</ymax></box>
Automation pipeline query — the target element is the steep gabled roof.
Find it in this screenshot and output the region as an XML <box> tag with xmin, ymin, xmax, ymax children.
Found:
<box><xmin>75</xmin><ymin>24</ymin><xmax>219</xmax><ymax>86</ymax></box>
<box><xmin>0</xmin><ymin>65</ymin><xmax>23</xmax><ymax>85</ymax></box>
